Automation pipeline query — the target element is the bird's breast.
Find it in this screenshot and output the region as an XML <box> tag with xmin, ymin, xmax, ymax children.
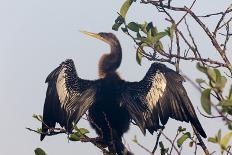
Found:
<box><xmin>93</xmin><ymin>73</ymin><xmax>123</xmax><ymax>108</ymax></box>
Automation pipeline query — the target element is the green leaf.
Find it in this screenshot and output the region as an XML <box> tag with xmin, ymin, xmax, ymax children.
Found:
<box><xmin>218</xmin><ymin>129</ymin><xmax>222</xmax><ymax>142</ymax></box>
<box><xmin>165</xmin><ymin>24</ymin><xmax>175</xmax><ymax>39</ymax></box>
<box><xmin>215</xmin><ymin>76</ymin><xmax>227</xmax><ymax>91</ymax></box>
<box><xmin>146</xmin><ymin>22</ymin><xmax>154</xmax><ymax>33</ymax></box>
<box><xmin>136</xmin><ymin>46</ymin><xmax>143</xmax><ymax>65</ymax></box>
<box><xmin>147</xmin><ymin>29</ymin><xmax>154</xmax><ymax>43</ymax></box>
<box><xmin>228</xmin><ymin>123</ymin><xmax>232</xmax><ymax>130</ymax></box>
<box><xmin>69</xmin><ymin>133</ymin><xmax>81</xmax><ymax>141</ymax></box>
<box><xmin>112</xmin><ymin>23</ymin><xmax>121</xmax><ymax>31</ymax></box>
<box><xmin>154</xmin><ymin>41</ymin><xmax>164</xmax><ymax>52</ymax></box>
<box><xmin>34</xmin><ymin>148</ymin><xmax>47</xmax><ymax>155</ymax></box>
<box><xmin>196</xmin><ymin>63</ymin><xmax>207</xmax><ymax>73</ymax></box>
<box><xmin>120</xmin><ymin>0</ymin><xmax>134</xmax><ymax>18</ymax></box>
<box><xmin>127</xmin><ymin>22</ymin><xmax>140</xmax><ymax>32</ymax></box>
<box><xmin>72</xmin><ymin>122</ymin><xmax>79</xmax><ymax>131</ymax></box>
<box><xmin>121</xmin><ymin>27</ymin><xmax>128</xmax><ymax>33</ymax></box>
<box><xmin>32</xmin><ymin>114</ymin><xmax>42</xmax><ymax>121</ymax></box>
<box><xmin>207</xmin><ymin>68</ymin><xmax>217</xmax><ymax>82</ymax></box>
<box><xmin>178</xmin><ymin>126</ymin><xmax>186</xmax><ymax>132</ymax></box>
<box><xmin>196</xmin><ymin>78</ymin><xmax>206</xmax><ymax>84</ymax></box>
<box><xmin>201</xmin><ymin>88</ymin><xmax>212</xmax><ymax>115</ymax></box>
<box><xmin>159</xmin><ymin>141</ymin><xmax>165</xmax><ymax>149</ymax></box>
<box><xmin>137</xmin><ymin>32</ymin><xmax>141</xmax><ymax>38</ymax></box>
<box><xmin>189</xmin><ymin>141</ymin><xmax>194</xmax><ymax>147</ymax></box>
<box><xmin>220</xmin><ymin>132</ymin><xmax>232</xmax><ymax>150</ymax></box>
<box><xmin>169</xmin><ymin>24</ymin><xmax>175</xmax><ymax>39</ymax></box>
<box><xmin>159</xmin><ymin>141</ymin><xmax>169</xmax><ymax>155</ymax></box>
<box><xmin>219</xmin><ymin>100</ymin><xmax>232</xmax><ymax>107</ymax></box>
<box><xmin>79</xmin><ymin>128</ymin><xmax>89</xmax><ymax>135</ymax></box>
<box><xmin>208</xmin><ymin>137</ymin><xmax>218</xmax><ymax>143</ymax></box>
<box><xmin>132</xmin><ymin>135</ymin><xmax>138</xmax><ymax>143</ymax></box>
<box><xmin>112</xmin><ymin>16</ymin><xmax>124</xmax><ymax>31</ymax></box>
<box><xmin>214</xmin><ymin>69</ymin><xmax>221</xmax><ymax>80</ymax></box>
<box><xmin>37</xmin><ymin>128</ymin><xmax>42</xmax><ymax>133</ymax></box>
<box><xmin>177</xmin><ymin>132</ymin><xmax>191</xmax><ymax>147</ymax></box>
<box><xmin>151</xmin><ymin>26</ymin><xmax>158</xmax><ymax>36</ymax></box>
<box><xmin>136</xmin><ymin>37</ymin><xmax>152</xmax><ymax>45</ymax></box>
<box><xmin>229</xmin><ymin>86</ymin><xmax>232</xmax><ymax>101</ymax></box>
<box><xmin>139</xmin><ymin>22</ymin><xmax>148</xmax><ymax>34</ymax></box>
<box><xmin>229</xmin><ymin>64</ymin><xmax>232</xmax><ymax>70</ymax></box>
<box><xmin>136</xmin><ymin>43</ymin><xmax>148</xmax><ymax>65</ymax></box>
<box><xmin>154</xmin><ymin>31</ymin><xmax>168</xmax><ymax>42</ymax></box>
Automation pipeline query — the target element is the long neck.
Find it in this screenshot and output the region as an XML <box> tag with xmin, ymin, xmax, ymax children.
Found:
<box><xmin>98</xmin><ymin>42</ymin><xmax>122</xmax><ymax>78</ymax></box>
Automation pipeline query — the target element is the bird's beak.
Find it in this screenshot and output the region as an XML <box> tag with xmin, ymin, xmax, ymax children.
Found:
<box><xmin>80</xmin><ymin>31</ymin><xmax>110</xmax><ymax>45</ymax></box>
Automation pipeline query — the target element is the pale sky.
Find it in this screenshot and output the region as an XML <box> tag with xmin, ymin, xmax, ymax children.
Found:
<box><xmin>0</xmin><ymin>0</ymin><xmax>231</xmax><ymax>154</ymax></box>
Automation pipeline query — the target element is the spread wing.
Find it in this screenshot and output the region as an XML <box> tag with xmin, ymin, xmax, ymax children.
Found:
<box><xmin>41</xmin><ymin>59</ymin><xmax>98</xmax><ymax>140</ymax></box>
<box><xmin>122</xmin><ymin>63</ymin><xmax>206</xmax><ymax>138</ymax></box>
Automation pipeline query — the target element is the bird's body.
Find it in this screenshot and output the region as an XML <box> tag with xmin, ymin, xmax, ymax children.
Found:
<box><xmin>88</xmin><ymin>73</ymin><xmax>131</xmax><ymax>153</ymax></box>
<box><xmin>89</xmin><ymin>73</ymin><xmax>130</xmax><ymax>138</ymax></box>
<box><xmin>40</xmin><ymin>32</ymin><xmax>206</xmax><ymax>155</ymax></box>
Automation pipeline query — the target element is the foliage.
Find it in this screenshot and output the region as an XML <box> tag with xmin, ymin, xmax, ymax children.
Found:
<box><xmin>29</xmin><ymin>0</ymin><xmax>232</xmax><ymax>154</ymax></box>
<box><xmin>208</xmin><ymin>130</ymin><xmax>232</xmax><ymax>153</ymax></box>
<box><xmin>68</xmin><ymin>123</ymin><xmax>90</xmax><ymax>141</ymax></box>
<box><xmin>112</xmin><ymin>0</ymin><xmax>232</xmax><ymax>154</ymax></box>
<box><xmin>34</xmin><ymin>148</ymin><xmax>47</xmax><ymax>155</ymax></box>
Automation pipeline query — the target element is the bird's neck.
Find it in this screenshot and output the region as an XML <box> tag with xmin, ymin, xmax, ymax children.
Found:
<box><xmin>98</xmin><ymin>42</ymin><xmax>122</xmax><ymax>78</ymax></box>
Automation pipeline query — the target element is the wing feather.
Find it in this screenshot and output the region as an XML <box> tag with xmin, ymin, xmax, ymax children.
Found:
<box><xmin>122</xmin><ymin>63</ymin><xmax>206</xmax><ymax>138</ymax></box>
<box><xmin>41</xmin><ymin>59</ymin><xmax>97</xmax><ymax>140</ymax></box>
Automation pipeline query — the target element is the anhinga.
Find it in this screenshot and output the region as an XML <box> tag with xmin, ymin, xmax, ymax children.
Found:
<box><xmin>40</xmin><ymin>31</ymin><xmax>206</xmax><ymax>155</ymax></box>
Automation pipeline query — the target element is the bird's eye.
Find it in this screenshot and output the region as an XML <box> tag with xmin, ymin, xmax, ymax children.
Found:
<box><xmin>98</xmin><ymin>32</ymin><xmax>104</xmax><ymax>37</ymax></box>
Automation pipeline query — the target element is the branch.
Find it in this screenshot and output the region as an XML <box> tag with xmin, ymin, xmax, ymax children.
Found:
<box><xmin>197</xmin><ymin>107</ymin><xmax>224</xmax><ymax>119</ymax></box>
<box><xmin>169</xmin><ymin>130</ymin><xmax>181</xmax><ymax>155</ymax></box>
<box><xmin>198</xmin><ymin>9</ymin><xmax>232</xmax><ymax>18</ymax></box>
<box><xmin>213</xmin><ymin>5</ymin><xmax>232</xmax><ymax>36</ymax></box>
<box><xmin>133</xmin><ymin>139</ymin><xmax>153</xmax><ymax>154</ymax></box>
<box><xmin>26</xmin><ymin>126</ymin><xmax>111</xmax><ymax>155</ymax></box>
<box><xmin>26</xmin><ymin>127</ymin><xmax>66</xmax><ymax>136</ymax></box>
<box><xmin>161</xmin><ymin>131</ymin><xmax>181</xmax><ymax>155</ymax></box>
<box><xmin>140</xmin><ymin>0</ymin><xmax>232</xmax><ymax>74</ymax></box>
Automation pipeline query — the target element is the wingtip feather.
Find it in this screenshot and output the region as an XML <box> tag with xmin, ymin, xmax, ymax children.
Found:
<box><xmin>40</xmin><ymin>134</ymin><xmax>45</xmax><ymax>141</ymax></box>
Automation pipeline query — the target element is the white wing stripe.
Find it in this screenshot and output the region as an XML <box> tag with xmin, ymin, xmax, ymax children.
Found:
<box><xmin>146</xmin><ymin>72</ymin><xmax>166</xmax><ymax>109</ymax></box>
<box><xmin>56</xmin><ymin>67</ymin><xmax>69</xmax><ymax>108</ymax></box>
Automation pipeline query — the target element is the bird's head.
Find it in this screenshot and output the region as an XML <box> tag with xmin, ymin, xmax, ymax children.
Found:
<box><xmin>80</xmin><ymin>31</ymin><xmax>120</xmax><ymax>46</ymax></box>
<box><xmin>80</xmin><ymin>31</ymin><xmax>122</xmax><ymax>77</ymax></box>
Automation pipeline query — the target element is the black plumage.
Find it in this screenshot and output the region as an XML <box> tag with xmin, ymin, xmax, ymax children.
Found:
<box><xmin>41</xmin><ymin>32</ymin><xmax>206</xmax><ymax>155</ymax></box>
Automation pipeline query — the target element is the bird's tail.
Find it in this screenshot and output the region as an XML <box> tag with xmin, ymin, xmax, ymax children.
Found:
<box><xmin>190</xmin><ymin>114</ymin><xmax>207</xmax><ymax>138</ymax></box>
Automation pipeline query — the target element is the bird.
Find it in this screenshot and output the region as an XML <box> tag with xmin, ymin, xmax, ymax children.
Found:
<box><xmin>40</xmin><ymin>31</ymin><xmax>206</xmax><ymax>155</ymax></box>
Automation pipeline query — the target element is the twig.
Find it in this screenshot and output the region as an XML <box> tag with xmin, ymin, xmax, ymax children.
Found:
<box><xmin>169</xmin><ymin>130</ymin><xmax>181</xmax><ymax>154</ymax></box>
<box><xmin>27</xmin><ymin>126</ymin><xmax>111</xmax><ymax>155</ymax></box>
<box><xmin>26</xmin><ymin>127</ymin><xmax>66</xmax><ymax>136</ymax></box>
<box><xmin>197</xmin><ymin>107</ymin><xmax>223</xmax><ymax>119</ymax></box>
<box><xmin>193</xmin><ymin>136</ymin><xmax>198</xmax><ymax>155</ymax></box>
<box><xmin>161</xmin><ymin>131</ymin><xmax>181</xmax><ymax>155</ymax></box>
<box><xmin>152</xmin><ymin>128</ymin><xmax>163</xmax><ymax>154</ymax></box>
<box><xmin>140</xmin><ymin>0</ymin><xmax>232</xmax><ymax>74</ymax></box>
<box><xmin>198</xmin><ymin>9</ymin><xmax>232</xmax><ymax>18</ymax></box>
<box><xmin>213</xmin><ymin>6</ymin><xmax>232</xmax><ymax>36</ymax></box>
<box><xmin>184</xmin><ymin>18</ymin><xmax>205</xmax><ymax>66</ymax></box>
<box><xmin>175</xmin><ymin>27</ymin><xmax>181</xmax><ymax>72</ymax></box>
<box><xmin>133</xmin><ymin>138</ymin><xmax>153</xmax><ymax>154</ymax></box>
<box><xmin>226</xmin><ymin>146</ymin><xmax>232</xmax><ymax>155</ymax></box>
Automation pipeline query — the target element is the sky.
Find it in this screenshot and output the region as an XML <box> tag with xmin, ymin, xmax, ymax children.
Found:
<box><xmin>0</xmin><ymin>0</ymin><xmax>231</xmax><ymax>155</ymax></box>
